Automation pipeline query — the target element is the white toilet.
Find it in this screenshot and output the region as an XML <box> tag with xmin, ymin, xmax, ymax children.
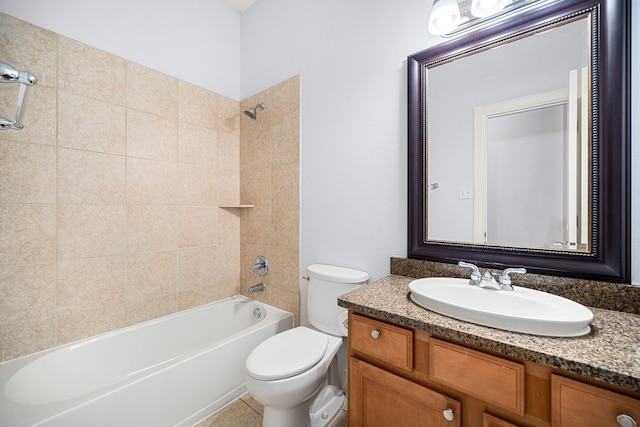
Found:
<box><xmin>245</xmin><ymin>263</ymin><xmax>369</xmax><ymax>427</ymax></box>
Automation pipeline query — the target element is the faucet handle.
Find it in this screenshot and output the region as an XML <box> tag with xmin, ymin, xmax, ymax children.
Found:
<box><xmin>251</xmin><ymin>255</ymin><xmax>269</xmax><ymax>277</ymax></box>
<box><xmin>458</xmin><ymin>261</ymin><xmax>482</xmax><ymax>285</ymax></box>
<box><xmin>498</xmin><ymin>267</ymin><xmax>526</xmax><ymax>290</ymax></box>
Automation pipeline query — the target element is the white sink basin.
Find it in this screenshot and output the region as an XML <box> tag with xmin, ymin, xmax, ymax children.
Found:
<box><xmin>409</xmin><ymin>277</ymin><xmax>593</xmax><ymax>337</ymax></box>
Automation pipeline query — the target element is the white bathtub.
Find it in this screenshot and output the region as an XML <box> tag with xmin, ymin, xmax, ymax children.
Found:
<box><xmin>0</xmin><ymin>296</ymin><xmax>293</xmax><ymax>426</ymax></box>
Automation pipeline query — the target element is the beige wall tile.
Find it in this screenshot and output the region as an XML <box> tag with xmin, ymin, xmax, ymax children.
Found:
<box><xmin>126</xmin><ymin>205</ymin><xmax>177</xmax><ymax>254</ymax></box>
<box><xmin>218</xmin><ymin>168</ymin><xmax>240</xmax><ymax>206</ymax></box>
<box><xmin>0</xmin><ymin>13</ymin><xmax>57</xmax><ymax>89</ymax></box>
<box><xmin>126</xmin><ymin>250</ymin><xmax>177</xmax><ymax>299</ymax></box>
<box><xmin>241</xmin><ymin>206</ymin><xmax>271</xmax><ymax>246</ymax></box>
<box><xmin>57</xmin><ymin>204</ymin><xmax>125</xmax><ymax>260</ymax></box>
<box><xmin>57</xmin><ymin>256</ymin><xmax>125</xmax><ymax>317</ymax></box>
<box><xmin>218</xmin><ymin>208</ymin><xmax>240</xmax><ymax>245</ymax></box>
<box><xmin>270</xmin><ymin>246</ymin><xmax>300</xmax><ymax>294</ymax></box>
<box><xmin>271</xmin><ymin>287</ymin><xmax>299</xmax><ymax>325</ymax></box>
<box><xmin>57</xmin><ymin>306</ymin><xmax>126</xmax><ymax>345</ymax></box>
<box><xmin>178</xmin><ymin>81</ymin><xmax>218</xmax><ymax>130</ymax></box>
<box><xmin>126</xmin><ymin>293</ymin><xmax>177</xmax><ymax>325</ymax></box>
<box><xmin>58</xmin><ymin>148</ymin><xmax>126</xmax><ymax>205</ymax></box>
<box><xmin>178</xmin><ymin>123</ymin><xmax>217</xmax><ymax>166</ymax></box>
<box><xmin>178</xmin><ymin>164</ymin><xmax>218</xmax><ymax>206</ymax></box>
<box><xmin>218</xmin><ymin>95</ymin><xmax>240</xmax><ymax>137</ymax></box>
<box><xmin>272</xmin><ymin>163</ymin><xmax>299</xmax><ymax>207</ymax></box>
<box><xmin>178</xmin><ymin>206</ymin><xmax>218</xmax><ymax>248</ymax></box>
<box><xmin>127</xmin><ymin>62</ymin><xmax>177</xmax><ymax>117</ymax></box>
<box><xmin>178</xmin><ymin>286</ymin><xmax>216</xmax><ymax>311</ymax></box>
<box><xmin>127</xmin><ymin>109</ymin><xmax>178</xmax><ymax>161</ymax></box>
<box><xmin>218</xmin><ymin>131</ymin><xmax>239</xmax><ymax>171</ymax></box>
<box><xmin>58</xmin><ymin>36</ymin><xmax>126</xmax><ymax>105</ymax></box>
<box><xmin>240</xmin><ymin>167</ymin><xmax>270</xmax><ymax>206</ymax></box>
<box><xmin>0</xmin><ymin>264</ymin><xmax>56</xmax><ymax>329</ymax></box>
<box><xmin>240</xmin><ymin>122</ymin><xmax>271</xmax><ymax>170</ymax></box>
<box><xmin>0</xmin><ymin>204</ymin><xmax>56</xmax><ymax>266</ymax></box>
<box><xmin>271</xmin><ymin>120</ymin><xmax>300</xmax><ymax>165</ymax></box>
<box><xmin>218</xmin><ymin>242</ymin><xmax>240</xmax><ymax>295</ymax></box>
<box><xmin>271</xmin><ymin>205</ymin><xmax>299</xmax><ymax>250</ymax></box>
<box><xmin>0</xmin><ymin>140</ymin><xmax>56</xmax><ymax>204</ymax></box>
<box><xmin>127</xmin><ymin>157</ymin><xmax>177</xmax><ymax>205</ymax></box>
<box><xmin>58</xmin><ymin>91</ymin><xmax>126</xmax><ymax>155</ymax></box>
<box><xmin>239</xmin><ymin>76</ymin><xmax>300</xmax><ymax>317</ymax></box>
<box><xmin>178</xmin><ymin>246</ymin><xmax>217</xmax><ymax>290</ymax></box>
<box><xmin>0</xmin><ymin>85</ymin><xmax>57</xmax><ymax>146</ymax></box>
<box><xmin>1</xmin><ymin>319</ymin><xmax>56</xmax><ymax>362</ymax></box>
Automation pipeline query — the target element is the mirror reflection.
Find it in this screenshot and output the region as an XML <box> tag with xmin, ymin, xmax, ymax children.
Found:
<box><xmin>426</xmin><ymin>16</ymin><xmax>591</xmax><ymax>251</ymax></box>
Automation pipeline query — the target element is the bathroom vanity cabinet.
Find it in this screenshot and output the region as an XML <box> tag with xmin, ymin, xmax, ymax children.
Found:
<box><xmin>348</xmin><ymin>313</ymin><xmax>640</xmax><ymax>427</ymax></box>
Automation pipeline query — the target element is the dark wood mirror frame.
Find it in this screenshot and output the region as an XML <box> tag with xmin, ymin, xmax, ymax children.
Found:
<box><xmin>408</xmin><ymin>0</ymin><xmax>630</xmax><ymax>282</ymax></box>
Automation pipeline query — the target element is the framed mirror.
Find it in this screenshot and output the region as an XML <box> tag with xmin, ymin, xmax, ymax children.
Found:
<box><xmin>408</xmin><ymin>0</ymin><xmax>630</xmax><ymax>282</ymax></box>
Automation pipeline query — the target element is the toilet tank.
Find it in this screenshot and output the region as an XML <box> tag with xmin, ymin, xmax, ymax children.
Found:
<box><xmin>306</xmin><ymin>264</ymin><xmax>369</xmax><ymax>336</ymax></box>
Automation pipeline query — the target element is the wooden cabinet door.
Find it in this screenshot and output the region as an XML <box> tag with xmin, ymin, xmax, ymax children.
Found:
<box><xmin>349</xmin><ymin>357</ymin><xmax>461</xmax><ymax>427</ymax></box>
<box><xmin>552</xmin><ymin>375</ymin><xmax>640</xmax><ymax>427</ymax></box>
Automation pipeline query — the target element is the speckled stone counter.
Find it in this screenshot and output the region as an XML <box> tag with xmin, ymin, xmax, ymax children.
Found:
<box><xmin>338</xmin><ymin>275</ymin><xmax>640</xmax><ymax>394</ymax></box>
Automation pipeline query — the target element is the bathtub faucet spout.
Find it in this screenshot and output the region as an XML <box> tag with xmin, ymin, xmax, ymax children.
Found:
<box><xmin>248</xmin><ymin>283</ymin><xmax>265</xmax><ymax>294</ymax></box>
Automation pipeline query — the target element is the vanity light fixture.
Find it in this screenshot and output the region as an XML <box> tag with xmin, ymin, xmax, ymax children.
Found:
<box><xmin>428</xmin><ymin>0</ymin><xmax>559</xmax><ymax>37</ymax></box>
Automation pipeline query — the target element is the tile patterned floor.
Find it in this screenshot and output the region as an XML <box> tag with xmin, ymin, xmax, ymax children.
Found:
<box><xmin>195</xmin><ymin>393</ymin><xmax>348</xmax><ymax>427</ymax></box>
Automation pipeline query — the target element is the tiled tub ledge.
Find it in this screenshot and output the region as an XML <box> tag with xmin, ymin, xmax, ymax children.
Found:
<box><xmin>338</xmin><ymin>274</ymin><xmax>640</xmax><ymax>394</ymax></box>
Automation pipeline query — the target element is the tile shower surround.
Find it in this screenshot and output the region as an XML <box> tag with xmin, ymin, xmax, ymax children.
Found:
<box><xmin>0</xmin><ymin>13</ymin><xmax>300</xmax><ymax>362</ymax></box>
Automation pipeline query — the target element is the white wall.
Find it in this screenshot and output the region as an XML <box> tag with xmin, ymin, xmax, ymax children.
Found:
<box><xmin>0</xmin><ymin>0</ymin><xmax>241</xmax><ymax>100</ymax></box>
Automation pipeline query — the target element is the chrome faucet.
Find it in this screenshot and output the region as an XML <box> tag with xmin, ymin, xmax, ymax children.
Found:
<box><xmin>458</xmin><ymin>261</ymin><xmax>526</xmax><ymax>291</ymax></box>
<box><xmin>247</xmin><ymin>283</ymin><xmax>265</xmax><ymax>294</ymax></box>
<box><xmin>479</xmin><ymin>271</ymin><xmax>501</xmax><ymax>290</ymax></box>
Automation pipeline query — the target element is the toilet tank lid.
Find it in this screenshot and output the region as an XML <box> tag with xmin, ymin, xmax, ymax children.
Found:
<box><xmin>307</xmin><ymin>264</ymin><xmax>369</xmax><ymax>284</ymax></box>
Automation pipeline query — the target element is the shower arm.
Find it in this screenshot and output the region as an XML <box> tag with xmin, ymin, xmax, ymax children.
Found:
<box><xmin>1</xmin><ymin>60</ymin><xmax>37</xmax><ymax>131</ymax></box>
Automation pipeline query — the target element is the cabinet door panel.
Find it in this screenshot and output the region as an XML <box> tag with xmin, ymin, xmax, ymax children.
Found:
<box><xmin>551</xmin><ymin>375</ymin><xmax>640</xmax><ymax>427</ymax></box>
<box><xmin>350</xmin><ymin>357</ymin><xmax>460</xmax><ymax>427</ymax></box>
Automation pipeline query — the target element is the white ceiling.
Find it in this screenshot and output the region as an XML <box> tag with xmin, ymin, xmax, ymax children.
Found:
<box><xmin>220</xmin><ymin>0</ymin><xmax>257</xmax><ymax>13</ymax></box>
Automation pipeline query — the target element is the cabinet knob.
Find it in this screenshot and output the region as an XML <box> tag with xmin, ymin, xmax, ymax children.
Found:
<box><xmin>370</xmin><ymin>329</ymin><xmax>380</xmax><ymax>339</ymax></box>
<box><xmin>442</xmin><ymin>408</ymin><xmax>455</xmax><ymax>422</ymax></box>
<box><xmin>617</xmin><ymin>414</ymin><xmax>637</xmax><ymax>427</ymax></box>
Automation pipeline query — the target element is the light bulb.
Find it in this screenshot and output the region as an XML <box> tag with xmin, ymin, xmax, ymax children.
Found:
<box><xmin>428</xmin><ymin>0</ymin><xmax>461</xmax><ymax>35</ymax></box>
<box><xmin>471</xmin><ymin>0</ymin><xmax>510</xmax><ymax>18</ymax></box>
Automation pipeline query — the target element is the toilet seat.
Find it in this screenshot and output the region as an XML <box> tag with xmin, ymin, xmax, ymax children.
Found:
<box><xmin>246</xmin><ymin>327</ymin><xmax>329</xmax><ymax>381</ymax></box>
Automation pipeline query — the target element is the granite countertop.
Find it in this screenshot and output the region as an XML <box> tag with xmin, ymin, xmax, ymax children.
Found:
<box><xmin>338</xmin><ymin>275</ymin><xmax>640</xmax><ymax>393</ymax></box>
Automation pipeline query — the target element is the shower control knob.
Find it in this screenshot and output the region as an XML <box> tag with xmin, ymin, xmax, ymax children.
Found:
<box><xmin>442</xmin><ymin>408</ymin><xmax>455</xmax><ymax>422</ymax></box>
<box><xmin>370</xmin><ymin>329</ymin><xmax>380</xmax><ymax>339</ymax></box>
<box><xmin>617</xmin><ymin>414</ymin><xmax>637</xmax><ymax>427</ymax></box>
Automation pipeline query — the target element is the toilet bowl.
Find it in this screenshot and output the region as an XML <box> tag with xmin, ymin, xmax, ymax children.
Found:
<box><xmin>245</xmin><ymin>327</ymin><xmax>343</xmax><ymax>427</ymax></box>
<box><xmin>244</xmin><ymin>264</ymin><xmax>369</xmax><ymax>427</ymax></box>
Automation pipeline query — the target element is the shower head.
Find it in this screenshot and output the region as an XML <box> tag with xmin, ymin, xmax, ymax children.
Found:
<box><xmin>244</xmin><ymin>103</ymin><xmax>265</xmax><ymax>120</ymax></box>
